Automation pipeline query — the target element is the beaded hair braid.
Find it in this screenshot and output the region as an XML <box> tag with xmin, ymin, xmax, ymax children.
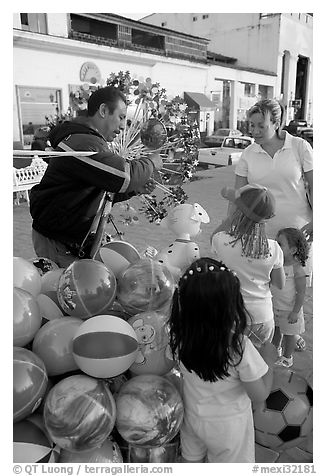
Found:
<box><xmin>228</xmin><ymin>208</ymin><xmax>271</xmax><ymax>259</ymax></box>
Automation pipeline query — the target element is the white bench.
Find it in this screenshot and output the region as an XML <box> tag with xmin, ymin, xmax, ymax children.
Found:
<box><xmin>13</xmin><ymin>157</ymin><xmax>48</xmax><ymax>205</ymax></box>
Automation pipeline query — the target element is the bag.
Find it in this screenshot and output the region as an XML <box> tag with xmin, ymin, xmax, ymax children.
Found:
<box><xmin>292</xmin><ymin>137</ymin><xmax>312</xmax><ymax>209</ymax></box>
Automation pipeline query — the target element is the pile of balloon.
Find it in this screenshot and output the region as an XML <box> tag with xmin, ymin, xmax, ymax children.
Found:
<box><xmin>13</xmin><ymin>245</ymin><xmax>185</xmax><ymax>464</ymax></box>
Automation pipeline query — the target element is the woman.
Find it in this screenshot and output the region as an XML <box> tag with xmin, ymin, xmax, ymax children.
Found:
<box><xmin>230</xmin><ymin>99</ymin><xmax>313</xmax><ymax>351</ymax></box>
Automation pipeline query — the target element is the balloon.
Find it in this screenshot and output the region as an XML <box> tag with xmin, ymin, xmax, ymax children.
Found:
<box><xmin>29</xmin><ymin>257</ymin><xmax>59</xmax><ymax>276</ymax></box>
<box><xmin>40</xmin><ymin>268</ymin><xmax>65</xmax><ymax>307</ymax></box>
<box><xmin>129</xmin><ymin>436</ymin><xmax>180</xmax><ymax>462</ymax></box>
<box><xmin>95</xmin><ymin>240</ymin><xmax>140</xmax><ymax>278</ymax></box>
<box><xmin>140</xmin><ymin>118</ymin><xmax>167</xmax><ymax>149</ymax></box>
<box><xmin>13</xmin><ymin>287</ymin><xmax>42</xmax><ymax>346</ymax></box>
<box><xmin>116</xmin><ymin>374</ymin><xmax>184</xmax><ymax>447</ymax></box>
<box><xmin>36</xmin><ymin>294</ymin><xmax>64</xmax><ymax>322</ymax></box>
<box><xmin>13</xmin><ymin>257</ymin><xmax>42</xmax><ymax>297</ymax></box>
<box><xmin>128</xmin><ymin>311</ymin><xmax>175</xmax><ymax>376</ymax></box>
<box><xmin>44</xmin><ymin>375</ymin><xmax>116</xmax><ymax>452</ymax></box>
<box><xmin>102</xmin><ymin>300</ymin><xmax>132</xmax><ymax>321</ymax></box>
<box><xmin>57</xmin><ymin>260</ymin><xmax>116</xmax><ymax>318</ymax></box>
<box><xmin>72</xmin><ymin>315</ymin><xmax>138</xmax><ymax>378</ymax></box>
<box><xmin>32</xmin><ymin>317</ymin><xmax>83</xmax><ymax>376</ymax></box>
<box><xmin>13</xmin><ymin>347</ymin><xmax>48</xmax><ymax>422</ymax></box>
<box><xmin>117</xmin><ymin>259</ymin><xmax>175</xmax><ymax>316</ymax></box>
<box><xmin>13</xmin><ymin>418</ymin><xmax>55</xmax><ymax>463</ymax></box>
<box><xmin>164</xmin><ymin>367</ymin><xmax>183</xmax><ymax>395</ymax></box>
<box><xmin>59</xmin><ymin>437</ymin><xmax>123</xmax><ymax>463</ymax></box>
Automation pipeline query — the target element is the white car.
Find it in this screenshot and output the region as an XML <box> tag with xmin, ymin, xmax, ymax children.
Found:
<box><xmin>198</xmin><ymin>136</ymin><xmax>254</xmax><ymax>167</ymax></box>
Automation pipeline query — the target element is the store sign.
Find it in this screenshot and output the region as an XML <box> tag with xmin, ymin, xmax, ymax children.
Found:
<box><xmin>80</xmin><ymin>62</ymin><xmax>102</xmax><ymax>84</ymax></box>
<box><xmin>290</xmin><ymin>99</ymin><xmax>302</xmax><ymax>108</ymax></box>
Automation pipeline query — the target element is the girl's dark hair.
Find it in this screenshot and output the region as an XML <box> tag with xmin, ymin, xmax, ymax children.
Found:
<box><xmin>247</xmin><ymin>99</ymin><xmax>285</xmax><ymax>138</ymax></box>
<box><xmin>277</xmin><ymin>227</ymin><xmax>309</xmax><ymax>266</ymax></box>
<box><xmin>169</xmin><ymin>257</ymin><xmax>249</xmax><ymax>382</ymax></box>
<box><xmin>87</xmin><ymin>86</ymin><xmax>126</xmax><ymax>116</ymax></box>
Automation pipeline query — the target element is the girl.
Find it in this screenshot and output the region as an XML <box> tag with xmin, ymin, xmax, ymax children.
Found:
<box><xmin>211</xmin><ymin>184</ymin><xmax>285</xmax><ymax>345</ymax></box>
<box><xmin>271</xmin><ymin>227</ymin><xmax>309</xmax><ymax>368</ymax></box>
<box><xmin>169</xmin><ymin>257</ymin><xmax>277</xmax><ymax>463</ymax></box>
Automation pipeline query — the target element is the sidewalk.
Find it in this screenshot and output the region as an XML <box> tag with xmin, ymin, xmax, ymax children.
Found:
<box><xmin>13</xmin><ymin>164</ymin><xmax>313</xmax><ymax>461</ymax></box>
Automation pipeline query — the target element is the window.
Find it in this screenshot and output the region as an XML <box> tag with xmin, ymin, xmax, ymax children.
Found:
<box><xmin>131</xmin><ymin>28</ymin><xmax>165</xmax><ymax>50</ymax></box>
<box><xmin>202</xmin><ymin>14</ymin><xmax>209</xmax><ymax>19</ymax></box>
<box><xmin>161</xmin><ymin>22</ymin><xmax>167</xmax><ymax>27</ymax></box>
<box><xmin>19</xmin><ymin>13</ymin><xmax>47</xmax><ymax>34</ymax></box>
<box><xmin>20</xmin><ymin>13</ymin><xmax>28</xmax><ymax>25</ymax></box>
<box><xmin>70</xmin><ymin>14</ymin><xmax>117</xmax><ymax>40</ymax></box>
<box><xmin>17</xmin><ymin>86</ymin><xmax>61</xmax><ymax>147</ymax></box>
<box><xmin>192</xmin><ymin>16</ymin><xmax>197</xmax><ymax>21</ymax></box>
<box><xmin>244</xmin><ymin>83</ymin><xmax>255</xmax><ymax>97</ymax></box>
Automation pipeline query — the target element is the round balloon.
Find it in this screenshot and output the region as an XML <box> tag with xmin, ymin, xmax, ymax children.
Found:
<box><xmin>40</xmin><ymin>268</ymin><xmax>65</xmax><ymax>307</ymax></box>
<box><xmin>13</xmin><ymin>287</ymin><xmax>42</xmax><ymax>346</ymax></box>
<box><xmin>72</xmin><ymin>315</ymin><xmax>138</xmax><ymax>378</ymax></box>
<box><xmin>13</xmin><ymin>347</ymin><xmax>48</xmax><ymax>422</ymax></box>
<box><xmin>129</xmin><ymin>436</ymin><xmax>180</xmax><ymax>463</ymax></box>
<box><xmin>59</xmin><ymin>437</ymin><xmax>123</xmax><ymax>463</ymax></box>
<box><xmin>36</xmin><ymin>293</ymin><xmax>64</xmax><ymax>322</ymax></box>
<box><xmin>101</xmin><ymin>300</ymin><xmax>132</xmax><ymax>321</ymax></box>
<box><xmin>117</xmin><ymin>259</ymin><xmax>175</xmax><ymax>316</ymax></box>
<box><xmin>13</xmin><ymin>418</ymin><xmax>54</xmax><ymax>463</ymax></box>
<box><xmin>44</xmin><ymin>375</ymin><xmax>116</xmax><ymax>452</ymax></box>
<box><xmin>57</xmin><ymin>260</ymin><xmax>117</xmax><ymax>318</ymax></box>
<box><xmin>140</xmin><ymin>118</ymin><xmax>167</xmax><ymax>149</ymax></box>
<box><xmin>95</xmin><ymin>240</ymin><xmax>141</xmax><ymax>278</ymax></box>
<box><xmin>164</xmin><ymin>367</ymin><xmax>183</xmax><ymax>395</ymax></box>
<box><xmin>128</xmin><ymin>311</ymin><xmax>175</xmax><ymax>376</ymax></box>
<box><xmin>13</xmin><ymin>257</ymin><xmax>42</xmax><ymax>297</ymax></box>
<box><xmin>116</xmin><ymin>374</ymin><xmax>184</xmax><ymax>447</ymax></box>
<box><xmin>32</xmin><ymin>317</ymin><xmax>83</xmax><ymax>376</ymax></box>
<box><xmin>29</xmin><ymin>257</ymin><xmax>59</xmax><ymax>276</ymax></box>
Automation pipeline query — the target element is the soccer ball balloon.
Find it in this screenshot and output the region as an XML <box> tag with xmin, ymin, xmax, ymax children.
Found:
<box><xmin>253</xmin><ymin>369</ymin><xmax>313</xmax><ymax>451</ymax></box>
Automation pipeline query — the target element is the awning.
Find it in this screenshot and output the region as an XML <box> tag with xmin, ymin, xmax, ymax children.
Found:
<box><xmin>184</xmin><ymin>92</ymin><xmax>215</xmax><ymax>111</ymax></box>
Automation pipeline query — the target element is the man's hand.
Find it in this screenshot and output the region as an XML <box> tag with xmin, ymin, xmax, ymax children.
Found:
<box><xmin>149</xmin><ymin>153</ymin><xmax>163</xmax><ymax>170</ymax></box>
<box><xmin>136</xmin><ymin>179</ymin><xmax>156</xmax><ymax>195</ymax></box>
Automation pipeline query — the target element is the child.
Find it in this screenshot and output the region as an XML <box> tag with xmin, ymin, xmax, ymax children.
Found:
<box><xmin>169</xmin><ymin>257</ymin><xmax>277</xmax><ymax>463</ymax></box>
<box><xmin>271</xmin><ymin>227</ymin><xmax>309</xmax><ymax>368</ymax></box>
<box><xmin>211</xmin><ymin>184</ymin><xmax>285</xmax><ymax>346</ymax></box>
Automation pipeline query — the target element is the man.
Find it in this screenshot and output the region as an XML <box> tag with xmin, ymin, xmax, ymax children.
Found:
<box><xmin>30</xmin><ymin>86</ymin><xmax>163</xmax><ymax>267</ymax></box>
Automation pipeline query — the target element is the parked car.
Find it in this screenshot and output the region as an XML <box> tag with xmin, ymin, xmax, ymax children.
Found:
<box><xmin>283</xmin><ymin>120</ymin><xmax>313</xmax><ymax>147</ymax></box>
<box><xmin>203</xmin><ymin>128</ymin><xmax>242</xmax><ymax>148</ymax></box>
<box><xmin>198</xmin><ymin>136</ymin><xmax>254</xmax><ymax>167</ymax></box>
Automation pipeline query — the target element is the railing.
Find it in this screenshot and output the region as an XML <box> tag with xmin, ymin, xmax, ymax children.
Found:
<box><xmin>13</xmin><ymin>156</ymin><xmax>48</xmax><ymax>205</ymax></box>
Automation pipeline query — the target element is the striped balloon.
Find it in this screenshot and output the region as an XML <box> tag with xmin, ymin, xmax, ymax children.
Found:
<box><xmin>13</xmin><ymin>347</ymin><xmax>48</xmax><ymax>422</ymax></box>
<box><xmin>95</xmin><ymin>240</ymin><xmax>141</xmax><ymax>278</ymax></box>
<box><xmin>13</xmin><ymin>419</ymin><xmax>54</xmax><ymax>463</ymax></box>
<box><xmin>72</xmin><ymin>315</ymin><xmax>138</xmax><ymax>378</ymax></box>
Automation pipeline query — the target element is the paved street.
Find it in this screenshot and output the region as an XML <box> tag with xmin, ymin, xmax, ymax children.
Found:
<box><xmin>13</xmin><ymin>164</ymin><xmax>313</xmax><ymax>462</ymax></box>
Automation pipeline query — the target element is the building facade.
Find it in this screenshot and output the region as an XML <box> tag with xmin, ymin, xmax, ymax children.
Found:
<box><xmin>13</xmin><ymin>12</ymin><xmax>277</xmax><ymax>148</ymax></box>
<box><xmin>142</xmin><ymin>13</ymin><xmax>313</xmax><ymax>125</ymax></box>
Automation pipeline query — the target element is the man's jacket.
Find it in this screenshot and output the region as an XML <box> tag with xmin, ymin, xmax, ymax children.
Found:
<box><xmin>30</xmin><ymin>117</ymin><xmax>154</xmax><ymax>246</ymax></box>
